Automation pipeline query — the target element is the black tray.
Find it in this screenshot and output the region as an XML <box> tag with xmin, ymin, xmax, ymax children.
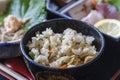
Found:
<box><xmin>0</xmin><ymin>0</ymin><xmax>120</xmax><ymax>80</ymax></box>
<box><xmin>46</xmin><ymin>0</ymin><xmax>120</xmax><ymax>80</ymax></box>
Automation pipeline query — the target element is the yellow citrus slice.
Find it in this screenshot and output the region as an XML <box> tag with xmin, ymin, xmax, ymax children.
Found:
<box><xmin>94</xmin><ymin>19</ymin><xmax>120</xmax><ymax>38</ymax></box>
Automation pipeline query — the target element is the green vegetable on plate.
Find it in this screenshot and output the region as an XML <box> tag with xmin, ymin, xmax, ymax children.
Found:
<box><xmin>0</xmin><ymin>0</ymin><xmax>46</xmax><ymax>30</ymax></box>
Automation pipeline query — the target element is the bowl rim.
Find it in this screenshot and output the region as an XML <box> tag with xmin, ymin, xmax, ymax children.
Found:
<box><xmin>20</xmin><ymin>18</ymin><xmax>105</xmax><ymax>70</ymax></box>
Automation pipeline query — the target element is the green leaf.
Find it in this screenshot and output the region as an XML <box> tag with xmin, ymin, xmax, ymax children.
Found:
<box><xmin>0</xmin><ymin>0</ymin><xmax>46</xmax><ymax>30</ymax></box>
<box><xmin>108</xmin><ymin>0</ymin><xmax>120</xmax><ymax>13</ymax></box>
<box><xmin>23</xmin><ymin>0</ymin><xmax>46</xmax><ymax>30</ymax></box>
<box><xmin>0</xmin><ymin>14</ymin><xmax>6</xmax><ymax>25</ymax></box>
<box><xmin>9</xmin><ymin>0</ymin><xmax>30</xmax><ymax>18</ymax></box>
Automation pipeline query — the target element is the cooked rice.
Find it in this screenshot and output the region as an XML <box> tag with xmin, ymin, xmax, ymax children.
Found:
<box><xmin>27</xmin><ymin>28</ymin><xmax>97</xmax><ymax>68</ymax></box>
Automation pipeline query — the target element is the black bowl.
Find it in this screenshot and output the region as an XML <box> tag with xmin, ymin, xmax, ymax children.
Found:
<box><xmin>20</xmin><ymin>19</ymin><xmax>104</xmax><ymax>80</ymax></box>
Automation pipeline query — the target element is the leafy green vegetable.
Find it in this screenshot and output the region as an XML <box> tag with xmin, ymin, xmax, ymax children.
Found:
<box><xmin>0</xmin><ymin>0</ymin><xmax>46</xmax><ymax>30</ymax></box>
<box><xmin>0</xmin><ymin>14</ymin><xmax>6</xmax><ymax>25</ymax></box>
<box><xmin>29</xmin><ymin>52</ymin><xmax>35</xmax><ymax>59</ymax></box>
<box><xmin>108</xmin><ymin>0</ymin><xmax>120</xmax><ymax>13</ymax></box>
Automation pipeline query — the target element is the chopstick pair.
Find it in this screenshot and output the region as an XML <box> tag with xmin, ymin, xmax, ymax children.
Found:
<box><xmin>0</xmin><ymin>63</ymin><xmax>28</xmax><ymax>80</ymax></box>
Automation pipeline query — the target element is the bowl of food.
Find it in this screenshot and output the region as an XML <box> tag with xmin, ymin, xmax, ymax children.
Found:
<box><xmin>20</xmin><ymin>19</ymin><xmax>104</xmax><ymax>80</ymax></box>
<box><xmin>0</xmin><ymin>0</ymin><xmax>65</xmax><ymax>58</ymax></box>
<box><xmin>58</xmin><ymin>0</ymin><xmax>120</xmax><ymax>47</ymax></box>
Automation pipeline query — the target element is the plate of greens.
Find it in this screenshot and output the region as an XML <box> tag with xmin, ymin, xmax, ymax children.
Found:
<box><xmin>0</xmin><ymin>0</ymin><xmax>62</xmax><ymax>58</ymax></box>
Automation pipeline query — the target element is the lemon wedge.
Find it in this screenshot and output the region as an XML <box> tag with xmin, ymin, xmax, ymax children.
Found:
<box><xmin>94</xmin><ymin>19</ymin><xmax>120</xmax><ymax>38</ymax></box>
